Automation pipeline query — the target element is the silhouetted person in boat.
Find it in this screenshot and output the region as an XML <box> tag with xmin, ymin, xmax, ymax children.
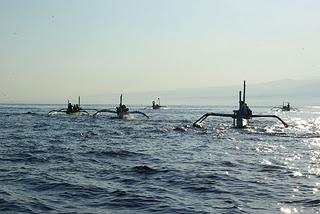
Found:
<box><xmin>116</xmin><ymin>105</ymin><xmax>129</xmax><ymax>114</ymax></box>
<box><xmin>152</xmin><ymin>99</ymin><xmax>162</xmax><ymax>109</ymax></box>
<box><xmin>74</xmin><ymin>104</ymin><xmax>80</xmax><ymax>111</ymax></box>
<box><xmin>282</xmin><ymin>102</ymin><xmax>290</xmax><ymax>111</ymax></box>
<box><xmin>239</xmin><ymin>101</ymin><xmax>252</xmax><ymax>119</ymax></box>
<box><xmin>67</xmin><ymin>102</ymin><xmax>73</xmax><ymax>112</ymax></box>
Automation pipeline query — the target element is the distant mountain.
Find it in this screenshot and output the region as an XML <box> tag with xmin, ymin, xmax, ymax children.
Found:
<box><xmin>86</xmin><ymin>78</ymin><xmax>320</xmax><ymax>106</ymax></box>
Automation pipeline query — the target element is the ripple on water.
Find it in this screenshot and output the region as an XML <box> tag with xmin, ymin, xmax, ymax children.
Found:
<box><xmin>83</xmin><ymin>149</ymin><xmax>147</xmax><ymax>159</ymax></box>
<box><xmin>1</xmin><ymin>105</ymin><xmax>320</xmax><ymax>213</ymax></box>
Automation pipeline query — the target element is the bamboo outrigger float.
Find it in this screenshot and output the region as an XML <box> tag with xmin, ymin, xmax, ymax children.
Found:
<box><xmin>48</xmin><ymin>96</ymin><xmax>91</xmax><ymax>115</ymax></box>
<box><xmin>193</xmin><ymin>81</ymin><xmax>288</xmax><ymax>128</ymax></box>
<box><xmin>93</xmin><ymin>94</ymin><xmax>149</xmax><ymax>119</ymax></box>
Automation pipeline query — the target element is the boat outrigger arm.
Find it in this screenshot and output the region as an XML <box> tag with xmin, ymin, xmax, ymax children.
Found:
<box><xmin>193</xmin><ymin>81</ymin><xmax>288</xmax><ymax>128</ymax></box>
<box><xmin>48</xmin><ymin>96</ymin><xmax>93</xmax><ymax>115</ymax></box>
<box><xmin>48</xmin><ymin>108</ymin><xmax>89</xmax><ymax>115</ymax></box>
<box><xmin>93</xmin><ymin>94</ymin><xmax>149</xmax><ymax>119</ymax></box>
<box><xmin>193</xmin><ymin>112</ymin><xmax>288</xmax><ymax>128</ymax></box>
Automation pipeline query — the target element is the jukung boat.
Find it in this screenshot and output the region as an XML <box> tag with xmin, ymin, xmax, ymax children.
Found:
<box><xmin>152</xmin><ymin>98</ymin><xmax>165</xmax><ymax>109</ymax></box>
<box><xmin>93</xmin><ymin>94</ymin><xmax>149</xmax><ymax>119</ymax></box>
<box><xmin>271</xmin><ymin>102</ymin><xmax>298</xmax><ymax>112</ymax></box>
<box><xmin>193</xmin><ymin>81</ymin><xmax>288</xmax><ymax>128</ymax></box>
<box><xmin>48</xmin><ymin>96</ymin><xmax>93</xmax><ymax>115</ymax></box>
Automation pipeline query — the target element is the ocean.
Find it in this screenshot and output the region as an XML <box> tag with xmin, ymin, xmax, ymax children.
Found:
<box><xmin>0</xmin><ymin>104</ymin><xmax>319</xmax><ymax>213</ymax></box>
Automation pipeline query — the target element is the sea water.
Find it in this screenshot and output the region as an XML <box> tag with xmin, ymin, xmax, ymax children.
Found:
<box><xmin>0</xmin><ymin>104</ymin><xmax>319</xmax><ymax>213</ymax></box>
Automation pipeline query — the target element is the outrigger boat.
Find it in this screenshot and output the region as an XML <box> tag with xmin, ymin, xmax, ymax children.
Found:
<box><xmin>93</xmin><ymin>94</ymin><xmax>149</xmax><ymax>119</ymax></box>
<box><xmin>48</xmin><ymin>96</ymin><xmax>92</xmax><ymax>115</ymax></box>
<box><xmin>271</xmin><ymin>102</ymin><xmax>298</xmax><ymax>111</ymax></box>
<box><xmin>193</xmin><ymin>81</ymin><xmax>288</xmax><ymax>128</ymax></box>
<box><xmin>152</xmin><ymin>98</ymin><xmax>165</xmax><ymax>109</ymax></box>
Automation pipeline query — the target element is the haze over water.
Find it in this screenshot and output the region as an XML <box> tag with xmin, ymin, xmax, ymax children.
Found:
<box><xmin>1</xmin><ymin>104</ymin><xmax>320</xmax><ymax>213</ymax></box>
<box><xmin>1</xmin><ymin>1</ymin><xmax>320</xmax><ymax>103</ymax></box>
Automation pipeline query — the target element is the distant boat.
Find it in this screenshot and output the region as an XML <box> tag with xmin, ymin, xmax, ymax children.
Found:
<box><xmin>152</xmin><ymin>98</ymin><xmax>165</xmax><ymax>109</ymax></box>
<box><xmin>48</xmin><ymin>96</ymin><xmax>89</xmax><ymax>115</ymax></box>
<box><xmin>272</xmin><ymin>102</ymin><xmax>298</xmax><ymax>111</ymax></box>
<box><xmin>93</xmin><ymin>94</ymin><xmax>149</xmax><ymax>119</ymax></box>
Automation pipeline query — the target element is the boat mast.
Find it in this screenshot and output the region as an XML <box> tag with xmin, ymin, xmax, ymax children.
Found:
<box><xmin>243</xmin><ymin>80</ymin><xmax>246</xmax><ymax>103</ymax></box>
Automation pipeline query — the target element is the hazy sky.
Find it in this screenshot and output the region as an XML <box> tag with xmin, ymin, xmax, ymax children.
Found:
<box><xmin>0</xmin><ymin>0</ymin><xmax>319</xmax><ymax>103</ymax></box>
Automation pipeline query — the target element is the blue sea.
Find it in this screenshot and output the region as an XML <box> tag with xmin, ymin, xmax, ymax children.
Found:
<box><xmin>1</xmin><ymin>104</ymin><xmax>320</xmax><ymax>213</ymax></box>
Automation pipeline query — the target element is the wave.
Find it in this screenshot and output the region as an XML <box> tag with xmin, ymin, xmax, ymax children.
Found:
<box><xmin>130</xmin><ymin>165</ymin><xmax>160</xmax><ymax>174</ymax></box>
<box><xmin>0</xmin><ymin>198</ymin><xmax>35</xmax><ymax>213</ymax></box>
<box><xmin>0</xmin><ymin>152</ymin><xmax>47</xmax><ymax>163</ymax></box>
<box><xmin>282</xmin><ymin>198</ymin><xmax>320</xmax><ymax>207</ymax></box>
<box><xmin>83</xmin><ymin>149</ymin><xmax>146</xmax><ymax>159</ymax></box>
<box><xmin>1</xmin><ymin>105</ymin><xmax>320</xmax><ymax>213</ymax></box>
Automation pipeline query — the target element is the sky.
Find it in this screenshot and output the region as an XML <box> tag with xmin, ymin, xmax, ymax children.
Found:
<box><xmin>0</xmin><ymin>0</ymin><xmax>319</xmax><ymax>103</ymax></box>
